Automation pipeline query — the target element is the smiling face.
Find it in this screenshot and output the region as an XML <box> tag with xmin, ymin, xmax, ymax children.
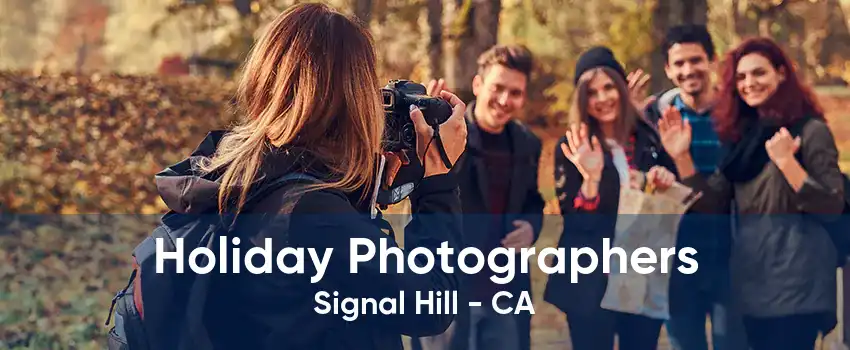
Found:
<box><xmin>665</xmin><ymin>42</ymin><xmax>713</xmax><ymax>96</ymax></box>
<box><xmin>472</xmin><ymin>64</ymin><xmax>528</xmax><ymax>132</ymax></box>
<box><xmin>586</xmin><ymin>71</ymin><xmax>621</xmax><ymax>124</ymax></box>
<box><xmin>735</xmin><ymin>53</ymin><xmax>785</xmax><ymax>108</ymax></box>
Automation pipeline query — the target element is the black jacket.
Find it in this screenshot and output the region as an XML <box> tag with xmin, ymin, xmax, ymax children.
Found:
<box><xmin>682</xmin><ymin>117</ymin><xmax>844</xmax><ymax>328</ymax></box>
<box><xmin>543</xmin><ymin>116</ymin><xmax>676</xmax><ymax>316</ymax></box>
<box><xmin>439</xmin><ymin>101</ymin><xmax>545</xmax><ymax>350</ymax></box>
<box><xmin>155</xmin><ymin>131</ymin><xmax>464</xmax><ymax>350</ymax></box>
<box><xmin>453</xmin><ymin>101</ymin><xmax>546</xmax><ymax>251</ymax></box>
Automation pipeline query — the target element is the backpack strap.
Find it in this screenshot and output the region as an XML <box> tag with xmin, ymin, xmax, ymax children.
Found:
<box><xmin>180</xmin><ymin>172</ymin><xmax>321</xmax><ymax>350</ymax></box>
<box><xmin>245</xmin><ymin>173</ymin><xmax>322</xmax><ymax>208</ymax></box>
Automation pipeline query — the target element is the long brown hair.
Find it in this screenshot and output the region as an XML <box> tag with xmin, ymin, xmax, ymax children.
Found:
<box><xmin>713</xmin><ymin>37</ymin><xmax>824</xmax><ymax>143</ymax></box>
<box><xmin>567</xmin><ymin>66</ymin><xmax>639</xmax><ymax>153</ymax></box>
<box><xmin>199</xmin><ymin>3</ymin><xmax>384</xmax><ymax>214</ymax></box>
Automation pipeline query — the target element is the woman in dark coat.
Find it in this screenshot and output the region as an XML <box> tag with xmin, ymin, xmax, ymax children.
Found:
<box><xmin>544</xmin><ymin>47</ymin><xmax>679</xmax><ymax>350</ymax></box>
<box><xmin>657</xmin><ymin>37</ymin><xmax>846</xmax><ymax>350</ymax></box>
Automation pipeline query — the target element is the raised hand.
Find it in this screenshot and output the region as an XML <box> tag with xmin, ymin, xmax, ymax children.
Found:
<box><xmin>765</xmin><ymin>127</ymin><xmax>801</xmax><ymax>166</ymax></box>
<box><xmin>426</xmin><ymin>78</ymin><xmax>449</xmax><ymax>97</ymax></box>
<box><xmin>627</xmin><ymin>69</ymin><xmax>655</xmax><ymax>111</ymax></box>
<box><xmin>560</xmin><ymin>123</ymin><xmax>604</xmax><ymax>182</ymax></box>
<box><xmin>410</xmin><ymin>90</ymin><xmax>467</xmax><ymax>176</ymax></box>
<box><xmin>657</xmin><ymin>106</ymin><xmax>692</xmax><ymax>159</ymax></box>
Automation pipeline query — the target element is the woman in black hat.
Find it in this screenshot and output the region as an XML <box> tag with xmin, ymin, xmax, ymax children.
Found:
<box><xmin>544</xmin><ymin>46</ymin><xmax>677</xmax><ymax>350</ymax></box>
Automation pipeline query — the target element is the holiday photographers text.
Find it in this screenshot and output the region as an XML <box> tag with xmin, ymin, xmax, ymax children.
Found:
<box><xmin>155</xmin><ymin>236</ymin><xmax>698</xmax><ymax>320</ymax></box>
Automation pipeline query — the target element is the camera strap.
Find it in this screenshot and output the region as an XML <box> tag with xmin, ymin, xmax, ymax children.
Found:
<box><xmin>431</xmin><ymin>124</ymin><xmax>453</xmax><ymax>169</ymax></box>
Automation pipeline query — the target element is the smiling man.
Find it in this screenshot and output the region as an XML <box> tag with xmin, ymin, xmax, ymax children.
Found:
<box><xmin>460</xmin><ymin>44</ymin><xmax>544</xmax><ymax>350</ymax></box>
<box><xmin>646</xmin><ymin>25</ymin><xmax>719</xmax><ymax>174</ymax></box>
<box><xmin>644</xmin><ymin>25</ymin><xmax>749</xmax><ymax>350</ymax></box>
<box><xmin>418</xmin><ymin>44</ymin><xmax>545</xmax><ymax>350</ymax></box>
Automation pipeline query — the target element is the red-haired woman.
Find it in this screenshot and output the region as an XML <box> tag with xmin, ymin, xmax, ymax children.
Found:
<box><xmin>658</xmin><ymin>37</ymin><xmax>845</xmax><ymax>350</ymax></box>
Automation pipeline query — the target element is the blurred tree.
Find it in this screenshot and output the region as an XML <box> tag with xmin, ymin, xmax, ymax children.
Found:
<box><xmin>817</xmin><ymin>0</ymin><xmax>850</xmax><ymax>84</ymax></box>
<box><xmin>233</xmin><ymin>0</ymin><xmax>256</xmax><ymax>16</ymax></box>
<box><xmin>446</xmin><ymin>0</ymin><xmax>502</xmax><ymax>103</ymax></box>
<box><xmin>354</xmin><ymin>0</ymin><xmax>372</xmax><ymax>23</ymax></box>
<box><xmin>727</xmin><ymin>0</ymin><xmax>850</xmax><ymax>85</ymax></box>
<box><xmin>0</xmin><ymin>0</ymin><xmax>41</xmax><ymax>69</ymax></box>
<box><xmin>427</xmin><ymin>0</ymin><xmax>443</xmax><ymax>80</ymax></box>
<box><xmin>0</xmin><ymin>0</ymin><xmax>69</xmax><ymax>73</ymax></box>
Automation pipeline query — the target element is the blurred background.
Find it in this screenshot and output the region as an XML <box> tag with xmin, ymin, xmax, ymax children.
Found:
<box><xmin>0</xmin><ymin>0</ymin><xmax>849</xmax><ymax>349</ymax></box>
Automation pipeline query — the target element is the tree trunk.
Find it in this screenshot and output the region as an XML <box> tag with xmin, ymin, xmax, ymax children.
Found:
<box><xmin>735</xmin><ymin>1</ymin><xmax>760</xmax><ymax>39</ymax></box>
<box><xmin>818</xmin><ymin>0</ymin><xmax>850</xmax><ymax>84</ymax></box>
<box><xmin>683</xmin><ymin>0</ymin><xmax>708</xmax><ymax>24</ymax></box>
<box><xmin>447</xmin><ymin>0</ymin><xmax>500</xmax><ymax>103</ymax></box>
<box><xmin>650</xmin><ymin>0</ymin><xmax>672</xmax><ymax>94</ymax></box>
<box><xmin>75</xmin><ymin>32</ymin><xmax>88</xmax><ymax>74</ymax></box>
<box><xmin>758</xmin><ymin>16</ymin><xmax>772</xmax><ymax>37</ymax></box>
<box><xmin>732</xmin><ymin>0</ymin><xmax>744</xmax><ymax>40</ymax></box>
<box><xmin>427</xmin><ymin>0</ymin><xmax>443</xmax><ymax>80</ymax></box>
<box><xmin>354</xmin><ymin>0</ymin><xmax>372</xmax><ymax>25</ymax></box>
<box><xmin>784</xmin><ymin>11</ymin><xmax>807</xmax><ymax>81</ymax></box>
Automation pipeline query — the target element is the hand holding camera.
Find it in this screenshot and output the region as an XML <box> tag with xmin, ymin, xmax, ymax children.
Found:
<box><xmin>381</xmin><ymin>80</ymin><xmax>467</xmax><ymax>178</ymax></box>
<box><xmin>410</xmin><ymin>91</ymin><xmax>466</xmax><ymax>176</ymax></box>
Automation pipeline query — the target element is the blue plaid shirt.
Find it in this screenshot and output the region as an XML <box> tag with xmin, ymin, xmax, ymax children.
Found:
<box><xmin>670</xmin><ymin>95</ymin><xmax>731</xmax><ymax>291</ymax></box>
<box><xmin>673</xmin><ymin>95</ymin><xmax>720</xmax><ymax>175</ymax></box>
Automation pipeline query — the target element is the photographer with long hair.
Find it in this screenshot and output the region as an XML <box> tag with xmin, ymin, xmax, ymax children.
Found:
<box><xmin>141</xmin><ymin>3</ymin><xmax>468</xmax><ymax>350</ymax></box>
<box><xmin>658</xmin><ymin>37</ymin><xmax>845</xmax><ymax>350</ymax></box>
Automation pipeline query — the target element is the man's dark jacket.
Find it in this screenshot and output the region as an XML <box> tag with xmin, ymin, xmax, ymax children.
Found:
<box><xmin>442</xmin><ymin>101</ymin><xmax>546</xmax><ymax>350</ymax></box>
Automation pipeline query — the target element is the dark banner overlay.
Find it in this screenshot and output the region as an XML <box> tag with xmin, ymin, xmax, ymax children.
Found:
<box><xmin>2</xmin><ymin>213</ymin><xmax>848</xmax><ymax>322</ymax></box>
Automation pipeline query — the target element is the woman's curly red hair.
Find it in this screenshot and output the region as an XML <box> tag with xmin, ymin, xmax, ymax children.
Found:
<box><xmin>713</xmin><ymin>37</ymin><xmax>824</xmax><ymax>143</ymax></box>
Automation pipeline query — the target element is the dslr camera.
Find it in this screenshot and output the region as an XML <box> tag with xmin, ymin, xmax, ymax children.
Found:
<box><xmin>381</xmin><ymin>79</ymin><xmax>453</xmax><ymax>152</ymax></box>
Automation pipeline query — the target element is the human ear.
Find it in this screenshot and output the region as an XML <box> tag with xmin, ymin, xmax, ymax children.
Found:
<box><xmin>472</xmin><ymin>75</ymin><xmax>483</xmax><ymax>96</ymax></box>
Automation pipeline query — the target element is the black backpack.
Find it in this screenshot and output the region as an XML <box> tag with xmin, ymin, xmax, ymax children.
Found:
<box><xmin>104</xmin><ymin>172</ymin><xmax>321</xmax><ymax>350</ymax></box>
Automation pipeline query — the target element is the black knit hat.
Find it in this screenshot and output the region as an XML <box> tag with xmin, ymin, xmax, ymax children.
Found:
<box><xmin>574</xmin><ymin>46</ymin><xmax>627</xmax><ymax>85</ymax></box>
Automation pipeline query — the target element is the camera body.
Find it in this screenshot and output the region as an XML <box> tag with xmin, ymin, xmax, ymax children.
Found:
<box><xmin>381</xmin><ymin>79</ymin><xmax>453</xmax><ymax>152</ymax></box>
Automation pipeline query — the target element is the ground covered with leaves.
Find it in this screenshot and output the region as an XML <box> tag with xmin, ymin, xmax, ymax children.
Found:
<box><xmin>0</xmin><ymin>71</ymin><xmax>238</xmax><ymax>349</ymax></box>
<box><xmin>0</xmin><ymin>71</ymin><xmax>848</xmax><ymax>349</ymax></box>
<box><xmin>0</xmin><ymin>70</ymin><xmax>239</xmax><ymax>214</ymax></box>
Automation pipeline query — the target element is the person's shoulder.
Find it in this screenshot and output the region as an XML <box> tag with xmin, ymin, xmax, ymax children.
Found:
<box><xmin>658</xmin><ymin>87</ymin><xmax>681</xmax><ymax>103</ymax></box>
<box><xmin>800</xmin><ymin>116</ymin><xmax>835</xmax><ymax>142</ymax></box>
<box><xmin>509</xmin><ymin>119</ymin><xmax>542</xmax><ymax>146</ymax></box>
<box><xmin>802</xmin><ymin>116</ymin><xmax>829</xmax><ymax>130</ymax></box>
<box><xmin>293</xmin><ymin>187</ymin><xmax>356</xmax><ymax>214</ymax></box>
<box><xmin>553</xmin><ymin>134</ymin><xmax>570</xmax><ymax>160</ymax></box>
<box><xmin>257</xmin><ymin>183</ymin><xmax>355</xmax><ymax>216</ymax></box>
<box><xmin>649</xmin><ymin>87</ymin><xmax>682</xmax><ymax>111</ymax></box>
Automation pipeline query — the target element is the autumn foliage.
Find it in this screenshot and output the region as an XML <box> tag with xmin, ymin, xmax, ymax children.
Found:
<box><xmin>0</xmin><ymin>71</ymin><xmax>239</xmax><ymax>214</ymax></box>
<box><xmin>0</xmin><ymin>71</ymin><xmax>241</xmax><ymax>348</ymax></box>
